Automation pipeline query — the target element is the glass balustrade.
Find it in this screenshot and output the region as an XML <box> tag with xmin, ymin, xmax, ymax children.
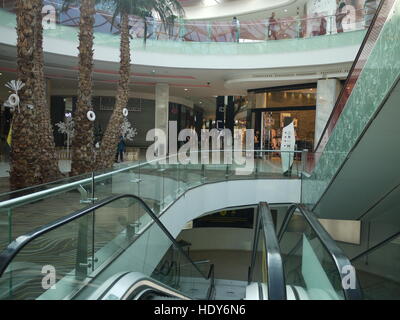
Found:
<box><xmin>0</xmin><ymin>1</ymin><xmax>374</xmax><ymax>44</ymax></box>
<box><xmin>0</xmin><ymin>150</ymin><xmax>304</xmax><ymax>252</ymax></box>
<box><xmin>0</xmin><ymin>195</ymin><xmax>211</xmax><ymax>300</ymax></box>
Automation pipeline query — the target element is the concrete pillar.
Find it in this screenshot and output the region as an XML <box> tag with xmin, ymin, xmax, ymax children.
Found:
<box><xmin>314</xmin><ymin>78</ymin><xmax>341</xmax><ymax>147</ymax></box>
<box><xmin>155</xmin><ymin>83</ymin><xmax>170</xmax><ymax>151</ymax></box>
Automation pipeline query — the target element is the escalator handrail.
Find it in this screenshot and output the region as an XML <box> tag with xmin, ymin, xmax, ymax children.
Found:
<box><xmin>0</xmin><ymin>194</ymin><xmax>208</xmax><ymax>281</ymax></box>
<box><xmin>350</xmin><ymin>230</ymin><xmax>400</xmax><ymax>262</ymax></box>
<box><xmin>249</xmin><ymin>202</ymin><xmax>286</xmax><ymax>300</ymax></box>
<box><xmin>277</xmin><ymin>204</ymin><xmax>363</xmax><ymax>300</ymax></box>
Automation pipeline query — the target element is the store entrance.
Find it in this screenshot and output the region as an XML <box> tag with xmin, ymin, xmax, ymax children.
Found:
<box><xmin>249</xmin><ymin>85</ymin><xmax>317</xmax><ymax>153</ymax></box>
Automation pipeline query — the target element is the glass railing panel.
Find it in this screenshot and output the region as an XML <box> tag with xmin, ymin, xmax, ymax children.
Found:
<box><xmin>0</xmin><ymin>213</ymin><xmax>93</xmax><ymax>300</ymax></box>
<box><xmin>137</xmin><ymin>162</ymin><xmax>164</xmax><ymax>215</ymax></box>
<box><xmin>251</xmin><ymin>223</ymin><xmax>267</xmax><ymax>285</ymax></box>
<box><xmin>146</xmin><ymin>223</ymin><xmax>209</xmax><ymax>299</ymax></box>
<box><xmin>279</xmin><ymin>211</ymin><xmax>344</xmax><ymax>300</ymax></box>
<box><xmin>1</xmin><ymin>2</ymin><xmax>369</xmax><ymax>43</ymax></box>
<box><xmin>352</xmin><ymin>235</ymin><xmax>400</xmax><ymax>300</ymax></box>
<box><xmin>0</xmin><ymin>179</ymin><xmax>94</xmax><ymax>252</ymax></box>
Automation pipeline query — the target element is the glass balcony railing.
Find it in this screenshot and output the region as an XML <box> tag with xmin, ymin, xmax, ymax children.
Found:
<box><xmin>0</xmin><ymin>194</ymin><xmax>213</xmax><ymax>300</ymax></box>
<box><xmin>0</xmin><ymin>150</ymin><xmax>305</xmax><ymax>253</ymax></box>
<box><xmin>0</xmin><ymin>0</ymin><xmax>374</xmax><ymax>43</ymax></box>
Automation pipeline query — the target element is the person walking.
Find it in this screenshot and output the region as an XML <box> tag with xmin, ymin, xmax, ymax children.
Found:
<box><xmin>116</xmin><ymin>136</ymin><xmax>126</xmax><ymax>163</ymax></box>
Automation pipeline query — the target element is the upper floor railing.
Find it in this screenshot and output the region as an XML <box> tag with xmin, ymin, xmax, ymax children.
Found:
<box><xmin>0</xmin><ymin>0</ymin><xmax>376</xmax><ymax>43</ymax></box>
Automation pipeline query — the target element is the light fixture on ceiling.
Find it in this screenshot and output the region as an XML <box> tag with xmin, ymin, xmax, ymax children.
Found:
<box><xmin>284</xmin><ymin>9</ymin><xmax>288</xmax><ymax>12</ymax></box>
<box><xmin>203</xmin><ymin>0</ymin><xmax>219</xmax><ymax>6</ymax></box>
<box><xmin>184</xmin><ymin>88</ymin><xmax>189</xmax><ymax>91</ymax></box>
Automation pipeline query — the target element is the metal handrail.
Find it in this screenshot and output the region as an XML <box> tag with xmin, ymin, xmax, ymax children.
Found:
<box><xmin>0</xmin><ymin>149</ymin><xmax>302</xmax><ymax>210</ymax></box>
<box><xmin>0</xmin><ymin>194</ymin><xmax>208</xmax><ymax>281</ymax></box>
<box><xmin>248</xmin><ymin>202</ymin><xmax>286</xmax><ymax>300</ymax></box>
<box><xmin>278</xmin><ymin>204</ymin><xmax>363</xmax><ymax>300</ymax></box>
<box><xmin>351</xmin><ymin>230</ymin><xmax>400</xmax><ymax>263</ymax></box>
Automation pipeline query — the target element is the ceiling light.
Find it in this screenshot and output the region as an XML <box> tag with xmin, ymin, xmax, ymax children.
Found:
<box><xmin>184</xmin><ymin>88</ymin><xmax>188</xmax><ymax>91</ymax></box>
<box><xmin>284</xmin><ymin>9</ymin><xmax>288</xmax><ymax>12</ymax></box>
<box><xmin>203</xmin><ymin>0</ymin><xmax>218</xmax><ymax>6</ymax></box>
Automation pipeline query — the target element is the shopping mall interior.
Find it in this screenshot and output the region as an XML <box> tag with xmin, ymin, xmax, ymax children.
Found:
<box><xmin>0</xmin><ymin>0</ymin><xmax>399</xmax><ymax>301</ymax></box>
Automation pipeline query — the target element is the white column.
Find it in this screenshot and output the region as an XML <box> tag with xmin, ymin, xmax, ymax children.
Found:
<box><xmin>155</xmin><ymin>83</ymin><xmax>170</xmax><ymax>152</ymax></box>
<box><xmin>314</xmin><ymin>79</ymin><xmax>341</xmax><ymax>147</ymax></box>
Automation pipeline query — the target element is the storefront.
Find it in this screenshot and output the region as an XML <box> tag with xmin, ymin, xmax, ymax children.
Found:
<box><xmin>247</xmin><ymin>84</ymin><xmax>317</xmax><ymax>151</ymax></box>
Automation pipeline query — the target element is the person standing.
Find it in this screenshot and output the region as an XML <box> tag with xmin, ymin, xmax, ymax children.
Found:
<box><xmin>254</xmin><ymin>130</ymin><xmax>261</xmax><ymax>159</ymax></box>
<box><xmin>268</xmin><ymin>12</ymin><xmax>278</xmax><ymax>40</ymax></box>
<box><xmin>116</xmin><ymin>136</ymin><xmax>126</xmax><ymax>163</ymax></box>
<box><xmin>231</xmin><ymin>17</ymin><xmax>240</xmax><ymax>42</ymax></box>
<box><xmin>320</xmin><ymin>13</ymin><xmax>327</xmax><ymax>35</ymax></box>
<box><xmin>146</xmin><ymin>12</ymin><xmax>155</xmax><ymax>40</ymax></box>
<box><xmin>335</xmin><ymin>0</ymin><xmax>347</xmax><ymax>33</ymax></box>
<box><xmin>364</xmin><ymin>0</ymin><xmax>378</xmax><ymax>29</ymax></box>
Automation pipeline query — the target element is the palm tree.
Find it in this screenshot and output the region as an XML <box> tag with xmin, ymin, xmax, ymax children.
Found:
<box><xmin>97</xmin><ymin>0</ymin><xmax>184</xmax><ymax>169</ymax></box>
<box><xmin>33</xmin><ymin>0</ymin><xmax>63</xmax><ymax>183</ymax></box>
<box><xmin>10</xmin><ymin>0</ymin><xmax>42</xmax><ymax>189</ymax></box>
<box><xmin>62</xmin><ymin>0</ymin><xmax>100</xmax><ymax>176</ymax></box>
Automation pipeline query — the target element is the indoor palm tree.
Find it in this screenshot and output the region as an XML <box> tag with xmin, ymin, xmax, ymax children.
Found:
<box><xmin>97</xmin><ymin>0</ymin><xmax>184</xmax><ymax>169</ymax></box>
<box><xmin>62</xmin><ymin>0</ymin><xmax>100</xmax><ymax>176</ymax></box>
<box><xmin>33</xmin><ymin>0</ymin><xmax>63</xmax><ymax>183</ymax></box>
<box><xmin>10</xmin><ymin>0</ymin><xmax>42</xmax><ymax>189</ymax></box>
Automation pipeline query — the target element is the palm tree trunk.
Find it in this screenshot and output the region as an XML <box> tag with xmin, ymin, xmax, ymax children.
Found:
<box><xmin>33</xmin><ymin>0</ymin><xmax>63</xmax><ymax>183</ymax></box>
<box><xmin>10</xmin><ymin>0</ymin><xmax>42</xmax><ymax>189</ymax></box>
<box><xmin>97</xmin><ymin>12</ymin><xmax>131</xmax><ymax>169</ymax></box>
<box><xmin>71</xmin><ymin>0</ymin><xmax>95</xmax><ymax>176</ymax></box>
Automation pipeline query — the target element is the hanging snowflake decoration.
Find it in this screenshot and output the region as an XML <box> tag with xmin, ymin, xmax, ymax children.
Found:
<box><xmin>121</xmin><ymin>117</ymin><xmax>138</xmax><ymax>142</ymax></box>
<box><xmin>56</xmin><ymin>115</ymin><xmax>75</xmax><ymax>137</ymax></box>
<box><xmin>4</xmin><ymin>80</ymin><xmax>26</xmax><ymax>113</ymax></box>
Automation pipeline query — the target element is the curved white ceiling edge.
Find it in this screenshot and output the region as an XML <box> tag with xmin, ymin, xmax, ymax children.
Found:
<box><xmin>183</xmin><ymin>0</ymin><xmax>299</xmax><ymax>21</ymax></box>
<box><xmin>159</xmin><ymin>179</ymin><xmax>301</xmax><ymax>238</ymax></box>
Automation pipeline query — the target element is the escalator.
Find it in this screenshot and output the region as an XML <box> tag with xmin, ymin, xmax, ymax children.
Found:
<box><xmin>0</xmin><ymin>194</ymin><xmax>361</xmax><ymax>300</ymax></box>
<box><xmin>246</xmin><ymin>202</ymin><xmax>362</xmax><ymax>300</ymax></box>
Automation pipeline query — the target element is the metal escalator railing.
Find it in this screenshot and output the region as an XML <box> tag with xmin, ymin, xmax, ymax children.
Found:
<box><xmin>0</xmin><ymin>194</ymin><xmax>213</xmax><ymax>300</ymax></box>
<box><xmin>349</xmin><ymin>230</ymin><xmax>400</xmax><ymax>300</ymax></box>
<box><xmin>278</xmin><ymin>204</ymin><xmax>363</xmax><ymax>300</ymax></box>
<box><xmin>350</xmin><ymin>230</ymin><xmax>400</xmax><ymax>263</ymax></box>
<box><xmin>248</xmin><ymin>202</ymin><xmax>286</xmax><ymax>300</ymax></box>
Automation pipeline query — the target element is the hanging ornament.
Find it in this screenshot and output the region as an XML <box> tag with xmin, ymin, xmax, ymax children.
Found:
<box><xmin>5</xmin><ymin>80</ymin><xmax>25</xmax><ymax>113</ymax></box>
<box><xmin>87</xmin><ymin>110</ymin><xmax>96</xmax><ymax>122</ymax></box>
